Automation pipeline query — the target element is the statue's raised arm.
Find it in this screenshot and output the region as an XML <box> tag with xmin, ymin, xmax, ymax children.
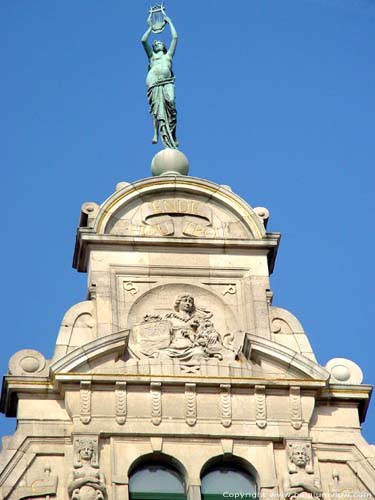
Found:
<box><xmin>165</xmin><ymin>16</ymin><xmax>178</xmax><ymax>58</ymax></box>
<box><xmin>141</xmin><ymin>15</ymin><xmax>153</xmax><ymax>59</ymax></box>
<box><xmin>141</xmin><ymin>8</ymin><xmax>179</xmax><ymax>149</ymax></box>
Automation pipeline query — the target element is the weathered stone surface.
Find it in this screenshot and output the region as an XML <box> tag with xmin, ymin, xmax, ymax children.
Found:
<box><xmin>1</xmin><ymin>175</ymin><xmax>374</xmax><ymax>500</ymax></box>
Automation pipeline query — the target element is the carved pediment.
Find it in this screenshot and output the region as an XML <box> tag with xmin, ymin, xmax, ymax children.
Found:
<box><xmin>48</xmin><ymin>328</ymin><xmax>330</xmax><ymax>382</ymax></box>
<box><xmin>73</xmin><ymin>177</ymin><xmax>281</xmax><ymax>273</ymax></box>
<box><xmin>106</xmin><ymin>193</ymin><xmax>253</xmax><ymax>240</ymax></box>
<box><xmin>92</xmin><ymin>177</ymin><xmax>267</xmax><ymax>240</ymax></box>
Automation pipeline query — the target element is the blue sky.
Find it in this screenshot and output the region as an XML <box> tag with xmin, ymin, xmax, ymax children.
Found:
<box><xmin>1</xmin><ymin>1</ymin><xmax>374</xmax><ymax>442</ymax></box>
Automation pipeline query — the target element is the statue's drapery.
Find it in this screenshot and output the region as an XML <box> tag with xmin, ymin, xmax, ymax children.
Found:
<box><xmin>147</xmin><ymin>77</ymin><xmax>177</xmax><ymax>149</ymax></box>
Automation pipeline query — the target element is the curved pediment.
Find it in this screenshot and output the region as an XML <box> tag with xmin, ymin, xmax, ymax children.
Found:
<box><xmin>50</xmin><ymin>331</ymin><xmax>130</xmax><ymax>374</ymax></box>
<box><xmin>49</xmin><ymin>329</ymin><xmax>329</xmax><ymax>382</ymax></box>
<box><xmin>243</xmin><ymin>334</ymin><xmax>330</xmax><ymax>381</ymax></box>
<box><xmin>87</xmin><ymin>177</ymin><xmax>266</xmax><ymax>240</ymax></box>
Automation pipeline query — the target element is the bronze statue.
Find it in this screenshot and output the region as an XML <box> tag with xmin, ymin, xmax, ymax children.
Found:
<box><xmin>141</xmin><ymin>7</ymin><xmax>178</xmax><ymax>149</ymax></box>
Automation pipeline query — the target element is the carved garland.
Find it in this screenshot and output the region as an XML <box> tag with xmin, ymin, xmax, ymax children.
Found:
<box><xmin>185</xmin><ymin>383</ymin><xmax>197</xmax><ymax>426</ymax></box>
<box><xmin>255</xmin><ymin>385</ymin><xmax>267</xmax><ymax>428</ymax></box>
<box><xmin>220</xmin><ymin>384</ymin><xmax>232</xmax><ymax>427</ymax></box>
<box><xmin>115</xmin><ymin>382</ymin><xmax>127</xmax><ymax>425</ymax></box>
<box><xmin>150</xmin><ymin>382</ymin><xmax>162</xmax><ymax>425</ymax></box>
<box><xmin>289</xmin><ymin>386</ymin><xmax>302</xmax><ymax>430</ymax></box>
<box><xmin>80</xmin><ymin>381</ymin><xmax>92</xmax><ymax>425</ymax></box>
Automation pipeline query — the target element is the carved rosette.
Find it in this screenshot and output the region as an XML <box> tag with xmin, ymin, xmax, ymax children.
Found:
<box><xmin>115</xmin><ymin>382</ymin><xmax>127</xmax><ymax>425</ymax></box>
<box><xmin>80</xmin><ymin>381</ymin><xmax>92</xmax><ymax>425</ymax></box>
<box><xmin>255</xmin><ymin>385</ymin><xmax>267</xmax><ymax>429</ymax></box>
<box><xmin>185</xmin><ymin>383</ymin><xmax>197</xmax><ymax>426</ymax></box>
<box><xmin>150</xmin><ymin>382</ymin><xmax>162</xmax><ymax>425</ymax></box>
<box><xmin>220</xmin><ymin>384</ymin><xmax>232</xmax><ymax>428</ymax></box>
<box><xmin>289</xmin><ymin>386</ymin><xmax>302</xmax><ymax>430</ymax></box>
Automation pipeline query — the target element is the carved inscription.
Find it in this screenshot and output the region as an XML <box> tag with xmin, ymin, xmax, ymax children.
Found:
<box><xmin>144</xmin><ymin>198</ymin><xmax>212</xmax><ymax>221</ymax></box>
<box><xmin>123</xmin><ymin>282</ymin><xmax>139</xmax><ymax>295</ymax></box>
<box><xmin>113</xmin><ymin>197</ymin><xmax>247</xmax><ymax>239</ymax></box>
<box><xmin>223</xmin><ymin>284</ymin><xmax>237</xmax><ymax>296</ymax></box>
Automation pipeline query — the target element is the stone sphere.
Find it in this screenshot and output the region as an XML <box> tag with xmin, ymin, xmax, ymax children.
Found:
<box><xmin>20</xmin><ymin>356</ymin><xmax>40</xmax><ymax>373</ymax></box>
<box><xmin>331</xmin><ymin>365</ymin><xmax>351</xmax><ymax>381</ymax></box>
<box><xmin>151</xmin><ymin>149</ymin><xmax>189</xmax><ymax>176</ymax></box>
<box><xmin>325</xmin><ymin>357</ymin><xmax>363</xmax><ymax>384</ymax></box>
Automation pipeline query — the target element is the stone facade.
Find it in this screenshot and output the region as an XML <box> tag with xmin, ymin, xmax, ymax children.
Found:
<box><xmin>0</xmin><ymin>175</ymin><xmax>374</xmax><ymax>499</ymax></box>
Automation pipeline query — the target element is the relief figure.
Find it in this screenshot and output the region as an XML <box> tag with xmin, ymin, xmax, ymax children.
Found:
<box><xmin>133</xmin><ymin>294</ymin><xmax>237</xmax><ymax>365</ymax></box>
<box><xmin>283</xmin><ymin>443</ymin><xmax>322</xmax><ymax>499</ymax></box>
<box><xmin>68</xmin><ymin>440</ymin><xmax>107</xmax><ymax>500</ymax></box>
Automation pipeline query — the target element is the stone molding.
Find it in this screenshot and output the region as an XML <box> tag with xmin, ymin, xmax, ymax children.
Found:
<box><xmin>92</xmin><ymin>177</ymin><xmax>266</xmax><ymax>238</ymax></box>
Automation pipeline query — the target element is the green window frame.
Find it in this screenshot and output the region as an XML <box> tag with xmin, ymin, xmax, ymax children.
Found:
<box><xmin>130</xmin><ymin>494</ymin><xmax>186</xmax><ymax>500</ymax></box>
<box><xmin>202</xmin><ymin>495</ymin><xmax>258</xmax><ymax>500</ymax></box>
<box><xmin>129</xmin><ymin>463</ymin><xmax>187</xmax><ymax>500</ymax></box>
<box><xmin>201</xmin><ymin>466</ymin><xmax>257</xmax><ymax>500</ymax></box>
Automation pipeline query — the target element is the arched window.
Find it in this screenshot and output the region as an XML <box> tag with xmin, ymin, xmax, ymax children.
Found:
<box><xmin>201</xmin><ymin>465</ymin><xmax>257</xmax><ymax>500</ymax></box>
<box><xmin>129</xmin><ymin>463</ymin><xmax>187</xmax><ymax>500</ymax></box>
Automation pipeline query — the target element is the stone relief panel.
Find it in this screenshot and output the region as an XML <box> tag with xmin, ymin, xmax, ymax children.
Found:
<box><xmin>114</xmin><ymin>270</ymin><xmax>252</xmax><ymax>335</ymax></box>
<box><xmin>106</xmin><ymin>193</ymin><xmax>252</xmax><ymax>239</ymax></box>
<box><xmin>128</xmin><ymin>284</ymin><xmax>238</xmax><ymax>335</ymax></box>
<box><xmin>283</xmin><ymin>441</ymin><xmax>322</xmax><ymax>499</ymax></box>
<box><xmin>126</xmin><ymin>285</ymin><xmax>243</xmax><ymax>373</ymax></box>
<box><xmin>68</xmin><ymin>436</ymin><xmax>107</xmax><ymax>500</ymax></box>
<box><xmin>319</xmin><ymin>461</ymin><xmax>374</xmax><ymax>498</ymax></box>
<box><xmin>16</xmin><ymin>461</ymin><xmax>59</xmax><ymax>500</ymax></box>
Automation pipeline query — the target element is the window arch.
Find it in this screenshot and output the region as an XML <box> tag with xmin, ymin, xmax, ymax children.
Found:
<box><xmin>201</xmin><ymin>458</ymin><xmax>257</xmax><ymax>500</ymax></box>
<box><xmin>129</xmin><ymin>461</ymin><xmax>187</xmax><ymax>500</ymax></box>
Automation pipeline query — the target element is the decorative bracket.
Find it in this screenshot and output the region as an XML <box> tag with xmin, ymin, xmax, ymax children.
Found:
<box><xmin>115</xmin><ymin>382</ymin><xmax>127</xmax><ymax>425</ymax></box>
<box><xmin>185</xmin><ymin>383</ymin><xmax>197</xmax><ymax>426</ymax></box>
<box><xmin>255</xmin><ymin>385</ymin><xmax>267</xmax><ymax>428</ymax></box>
<box><xmin>220</xmin><ymin>384</ymin><xmax>232</xmax><ymax>427</ymax></box>
<box><xmin>150</xmin><ymin>382</ymin><xmax>162</xmax><ymax>425</ymax></box>
<box><xmin>80</xmin><ymin>381</ymin><xmax>92</xmax><ymax>424</ymax></box>
<box><xmin>289</xmin><ymin>386</ymin><xmax>302</xmax><ymax>430</ymax></box>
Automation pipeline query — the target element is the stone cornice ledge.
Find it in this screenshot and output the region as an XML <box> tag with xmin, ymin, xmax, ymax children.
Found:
<box><xmin>73</xmin><ymin>231</ymin><xmax>281</xmax><ymax>273</ymax></box>
<box><xmin>318</xmin><ymin>384</ymin><xmax>373</xmax><ymax>422</ymax></box>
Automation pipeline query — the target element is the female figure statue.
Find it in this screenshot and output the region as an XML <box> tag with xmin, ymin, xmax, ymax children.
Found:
<box><xmin>141</xmin><ymin>14</ymin><xmax>178</xmax><ymax>149</ymax></box>
<box><xmin>136</xmin><ymin>294</ymin><xmax>239</xmax><ymax>365</ymax></box>
<box><xmin>67</xmin><ymin>441</ymin><xmax>107</xmax><ymax>500</ymax></box>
